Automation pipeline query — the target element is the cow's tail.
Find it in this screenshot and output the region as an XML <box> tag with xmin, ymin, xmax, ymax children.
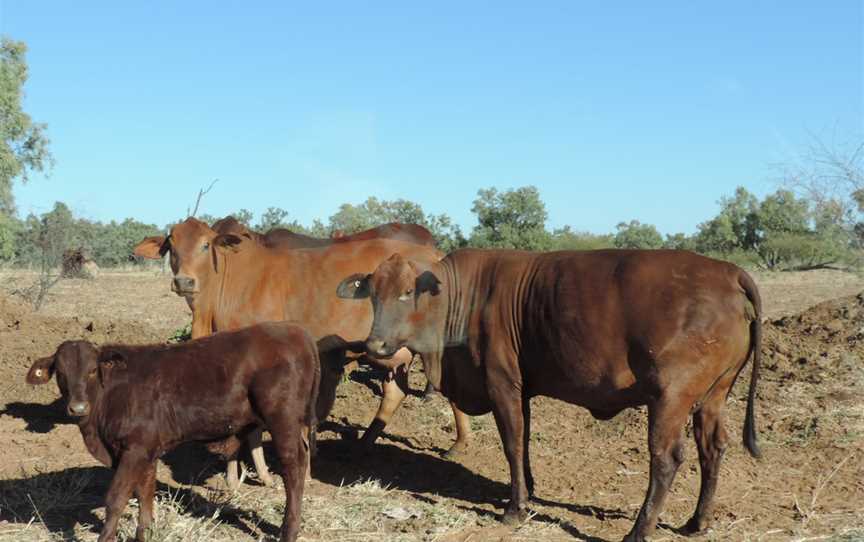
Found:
<box><xmin>739</xmin><ymin>270</ymin><xmax>762</xmax><ymax>459</ymax></box>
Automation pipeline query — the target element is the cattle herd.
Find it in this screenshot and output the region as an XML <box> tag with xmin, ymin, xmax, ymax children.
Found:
<box><xmin>25</xmin><ymin>217</ymin><xmax>763</xmax><ymax>542</ymax></box>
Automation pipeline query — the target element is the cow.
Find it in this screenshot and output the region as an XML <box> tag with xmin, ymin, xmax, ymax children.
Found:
<box><xmin>133</xmin><ymin>218</ymin><xmax>471</xmax><ymax>486</ymax></box>
<box><xmin>25</xmin><ymin>322</ymin><xmax>326</xmax><ymax>542</ymax></box>
<box><xmin>209</xmin><ymin>215</ymin><xmax>437</xmax><ymax>249</ymax></box>
<box><xmin>336</xmin><ymin>249</ymin><xmax>762</xmax><ymax>542</ymax></box>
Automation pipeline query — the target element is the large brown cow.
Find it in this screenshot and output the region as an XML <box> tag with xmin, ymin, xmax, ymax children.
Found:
<box><xmin>210</xmin><ymin>215</ymin><xmax>437</xmax><ymax>249</ymax></box>
<box><xmin>133</xmin><ymin>218</ymin><xmax>471</xmax><ymax>486</ymax></box>
<box><xmin>337</xmin><ymin>249</ymin><xmax>762</xmax><ymax>542</ymax></box>
<box><xmin>25</xmin><ymin>322</ymin><xmax>322</xmax><ymax>542</ymax></box>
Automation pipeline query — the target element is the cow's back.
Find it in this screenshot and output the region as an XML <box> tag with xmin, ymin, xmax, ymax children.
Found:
<box><xmin>450</xmin><ymin>249</ymin><xmax>752</xmax><ymax>410</ymax></box>
<box><xmin>208</xmin><ymin>239</ymin><xmax>442</xmax><ymax>342</ymax></box>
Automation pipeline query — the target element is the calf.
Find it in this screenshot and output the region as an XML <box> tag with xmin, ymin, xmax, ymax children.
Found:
<box><xmin>26</xmin><ymin>322</ymin><xmax>321</xmax><ymax>542</ymax></box>
<box><xmin>338</xmin><ymin>249</ymin><xmax>762</xmax><ymax>542</ymax></box>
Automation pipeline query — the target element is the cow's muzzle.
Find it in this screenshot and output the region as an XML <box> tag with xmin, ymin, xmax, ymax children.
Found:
<box><xmin>365</xmin><ymin>337</ymin><xmax>398</xmax><ymax>359</ymax></box>
<box><xmin>172</xmin><ymin>276</ymin><xmax>197</xmax><ymax>295</ymax></box>
<box><xmin>67</xmin><ymin>400</ymin><xmax>90</xmax><ymax>417</ymax></box>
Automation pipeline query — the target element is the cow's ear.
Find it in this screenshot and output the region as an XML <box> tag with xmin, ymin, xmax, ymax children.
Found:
<box><xmin>416</xmin><ymin>270</ymin><xmax>441</xmax><ymax>297</ymax></box>
<box><xmin>98</xmin><ymin>351</ymin><xmax>127</xmax><ymax>384</ymax></box>
<box><xmin>213</xmin><ymin>233</ymin><xmax>244</xmax><ymax>251</ymax></box>
<box><xmin>337</xmin><ymin>273</ymin><xmax>371</xmax><ymax>299</ymax></box>
<box><xmin>211</xmin><ymin>233</ymin><xmax>245</xmax><ymax>272</ymax></box>
<box><xmin>26</xmin><ymin>355</ymin><xmax>56</xmax><ymax>385</ymax></box>
<box><xmin>133</xmin><ymin>236</ymin><xmax>168</xmax><ymax>259</ymax></box>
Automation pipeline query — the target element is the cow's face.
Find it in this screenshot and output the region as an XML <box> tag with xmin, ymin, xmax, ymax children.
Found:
<box><xmin>26</xmin><ymin>341</ymin><xmax>114</xmax><ymax>417</ymax></box>
<box><xmin>337</xmin><ymin>253</ymin><xmax>441</xmax><ymax>358</ymax></box>
<box><xmin>134</xmin><ymin>217</ymin><xmax>227</xmax><ymax>300</ymax></box>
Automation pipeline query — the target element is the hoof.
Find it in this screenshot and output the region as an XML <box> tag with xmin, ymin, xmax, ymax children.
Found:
<box><xmin>681</xmin><ymin>517</ymin><xmax>709</xmax><ymax>536</ymax></box>
<box><xmin>501</xmin><ymin>505</ymin><xmax>529</xmax><ymax>526</ymax></box>
<box><xmin>258</xmin><ymin>472</ymin><xmax>275</xmax><ymax>487</ymax></box>
<box><xmin>442</xmin><ymin>444</ymin><xmax>468</xmax><ymax>460</ymax></box>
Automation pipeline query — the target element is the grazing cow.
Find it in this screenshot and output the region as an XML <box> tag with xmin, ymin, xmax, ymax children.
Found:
<box><xmin>25</xmin><ymin>322</ymin><xmax>323</xmax><ymax>542</ymax></box>
<box><xmin>337</xmin><ymin>249</ymin><xmax>762</xmax><ymax>542</ymax></box>
<box><xmin>133</xmin><ymin>218</ymin><xmax>471</xmax><ymax>483</ymax></box>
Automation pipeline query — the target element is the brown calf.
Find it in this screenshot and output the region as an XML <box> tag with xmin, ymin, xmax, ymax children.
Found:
<box><xmin>26</xmin><ymin>322</ymin><xmax>322</xmax><ymax>542</ymax></box>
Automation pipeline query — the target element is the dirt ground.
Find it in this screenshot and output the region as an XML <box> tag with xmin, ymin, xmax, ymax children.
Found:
<box><xmin>0</xmin><ymin>268</ymin><xmax>862</xmax><ymax>541</ymax></box>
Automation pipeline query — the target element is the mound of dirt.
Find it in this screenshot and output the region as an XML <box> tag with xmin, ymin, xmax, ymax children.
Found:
<box><xmin>762</xmin><ymin>291</ymin><xmax>864</xmax><ymax>383</ymax></box>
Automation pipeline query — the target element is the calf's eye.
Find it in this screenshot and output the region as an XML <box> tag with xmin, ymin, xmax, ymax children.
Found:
<box><xmin>201</xmin><ymin>242</ymin><xmax>210</xmax><ymax>252</ymax></box>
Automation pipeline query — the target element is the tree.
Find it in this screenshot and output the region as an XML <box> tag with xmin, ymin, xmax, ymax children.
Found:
<box><xmin>469</xmin><ymin>186</ymin><xmax>552</xmax><ymax>250</ymax></box>
<box><xmin>779</xmin><ymin>132</ymin><xmax>864</xmax><ymax>245</ymax></box>
<box><xmin>12</xmin><ymin>202</ymin><xmax>74</xmax><ymax>309</ymax></box>
<box><xmin>694</xmin><ymin>187</ymin><xmax>759</xmax><ymax>253</ymax></box>
<box><xmin>549</xmin><ymin>226</ymin><xmax>613</xmax><ymax>251</ymax></box>
<box><xmin>613</xmin><ymin>220</ymin><xmax>664</xmax><ymax>249</ymax></box>
<box><xmin>327</xmin><ymin>196</ymin><xmax>464</xmax><ymax>250</ymax></box>
<box><xmin>1</xmin><ymin>38</ymin><xmax>53</xmax><ymax>215</ymax></box>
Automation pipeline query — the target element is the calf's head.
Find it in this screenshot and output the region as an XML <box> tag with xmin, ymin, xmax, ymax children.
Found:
<box><xmin>337</xmin><ymin>253</ymin><xmax>441</xmax><ymax>359</ymax></box>
<box><xmin>133</xmin><ymin>217</ymin><xmax>247</xmax><ymax>302</ymax></box>
<box><xmin>26</xmin><ymin>341</ymin><xmax>125</xmax><ymax>417</ymax></box>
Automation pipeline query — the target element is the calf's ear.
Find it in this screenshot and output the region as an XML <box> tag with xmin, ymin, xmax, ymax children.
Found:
<box><xmin>98</xmin><ymin>351</ymin><xmax>127</xmax><ymax>384</ymax></box>
<box><xmin>416</xmin><ymin>270</ymin><xmax>441</xmax><ymax>296</ymax></box>
<box><xmin>211</xmin><ymin>233</ymin><xmax>245</xmax><ymax>272</ymax></box>
<box><xmin>133</xmin><ymin>236</ymin><xmax>168</xmax><ymax>259</ymax></box>
<box><xmin>26</xmin><ymin>355</ymin><xmax>56</xmax><ymax>385</ymax></box>
<box><xmin>337</xmin><ymin>273</ymin><xmax>371</xmax><ymax>299</ymax></box>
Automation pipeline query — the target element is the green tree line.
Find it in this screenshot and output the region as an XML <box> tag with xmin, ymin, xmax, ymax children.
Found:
<box><xmin>2</xmin><ymin>183</ymin><xmax>862</xmax><ymax>272</ymax></box>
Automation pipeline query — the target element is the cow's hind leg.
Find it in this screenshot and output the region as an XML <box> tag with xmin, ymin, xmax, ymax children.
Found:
<box><xmin>683</xmin><ymin>391</ymin><xmax>729</xmax><ymax>535</ymax></box>
<box><xmin>442</xmin><ymin>403</ymin><xmax>472</xmax><ymax>459</ymax></box>
<box><xmin>248</xmin><ymin>428</ymin><xmax>275</xmax><ymax>486</ymax></box>
<box><xmin>623</xmin><ymin>396</ymin><xmax>691</xmax><ymax>542</ymax></box>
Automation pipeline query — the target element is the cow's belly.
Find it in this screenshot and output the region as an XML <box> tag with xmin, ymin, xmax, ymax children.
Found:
<box><xmin>521</xmin><ymin>343</ymin><xmax>645</xmax><ymax>417</ymax></box>
<box><xmin>438</xmin><ymin>347</ymin><xmax>493</xmax><ymax>415</ymax></box>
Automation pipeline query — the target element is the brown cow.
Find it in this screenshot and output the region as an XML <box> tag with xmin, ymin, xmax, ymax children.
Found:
<box><xmin>133</xmin><ymin>218</ymin><xmax>471</xmax><ymax>481</ymax></box>
<box><xmin>210</xmin><ymin>215</ymin><xmax>437</xmax><ymax>249</ymax></box>
<box><xmin>337</xmin><ymin>249</ymin><xmax>762</xmax><ymax>542</ymax></box>
<box><xmin>25</xmin><ymin>322</ymin><xmax>324</xmax><ymax>542</ymax></box>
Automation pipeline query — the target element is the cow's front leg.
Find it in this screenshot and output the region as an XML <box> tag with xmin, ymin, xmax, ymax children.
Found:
<box><xmin>134</xmin><ymin>462</ymin><xmax>156</xmax><ymax>541</ymax></box>
<box><xmin>99</xmin><ymin>448</ymin><xmax>150</xmax><ymax>542</ymax></box>
<box><xmin>360</xmin><ymin>349</ymin><xmax>412</xmax><ymax>449</ymax></box>
<box><xmin>487</xmin><ymin>368</ymin><xmax>530</xmax><ymax>525</ymax></box>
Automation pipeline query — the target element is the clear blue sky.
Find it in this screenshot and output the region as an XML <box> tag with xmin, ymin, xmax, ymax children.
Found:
<box><xmin>1</xmin><ymin>1</ymin><xmax>861</xmax><ymax>235</ymax></box>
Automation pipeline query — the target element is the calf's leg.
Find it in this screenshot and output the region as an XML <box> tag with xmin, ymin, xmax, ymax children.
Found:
<box><xmin>522</xmin><ymin>397</ymin><xmax>535</xmax><ymax>496</ymax></box>
<box><xmin>134</xmin><ymin>462</ymin><xmax>157</xmax><ymax>542</ymax></box>
<box><xmin>98</xmin><ymin>448</ymin><xmax>150</xmax><ymax>542</ymax></box>
<box><xmin>623</xmin><ymin>396</ymin><xmax>691</xmax><ymax>542</ymax></box>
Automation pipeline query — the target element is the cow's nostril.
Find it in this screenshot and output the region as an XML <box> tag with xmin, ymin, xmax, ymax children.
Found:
<box><xmin>68</xmin><ymin>401</ymin><xmax>89</xmax><ymax>416</ymax></box>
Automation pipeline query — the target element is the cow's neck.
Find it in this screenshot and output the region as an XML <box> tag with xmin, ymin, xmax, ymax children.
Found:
<box><xmin>77</xmin><ymin>386</ymin><xmax>114</xmax><ymax>467</ymax></box>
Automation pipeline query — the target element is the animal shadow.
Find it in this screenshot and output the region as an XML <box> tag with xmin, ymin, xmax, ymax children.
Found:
<box><xmin>0</xmin><ymin>465</ymin><xmax>280</xmax><ymax>539</ymax></box>
<box><xmin>1</xmin><ymin>398</ymin><xmax>73</xmax><ymax>433</ymax></box>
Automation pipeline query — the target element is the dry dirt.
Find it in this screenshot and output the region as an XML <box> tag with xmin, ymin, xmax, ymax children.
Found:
<box><xmin>0</xmin><ymin>268</ymin><xmax>862</xmax><ymax>541</ymax></box>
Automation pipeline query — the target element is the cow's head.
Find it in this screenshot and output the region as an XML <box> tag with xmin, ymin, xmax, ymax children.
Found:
<box><xmin>336</xmin><ymin>253</ymin><xmax>441</xmax><ymax>359</ymax></box>
<box><xmin>133</xmin><ymin>217</ymin><xmax>246</xmax><ymax>302</ymax></box>
<box><xmin>26</xmin><ymin>341</ymin><xmax>124</xmax><ymax>418</ymax></box>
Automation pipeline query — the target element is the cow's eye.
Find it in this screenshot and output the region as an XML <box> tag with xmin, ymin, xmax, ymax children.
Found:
<box><xmin>201</xmin><ymin>242</ymin><xmax>210</xmax><ymax>252</ymax></box>
<box><xmin>399</xmin><ymin>289</ymin><xmax>413</xmax><ymax>302</ymax></box>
